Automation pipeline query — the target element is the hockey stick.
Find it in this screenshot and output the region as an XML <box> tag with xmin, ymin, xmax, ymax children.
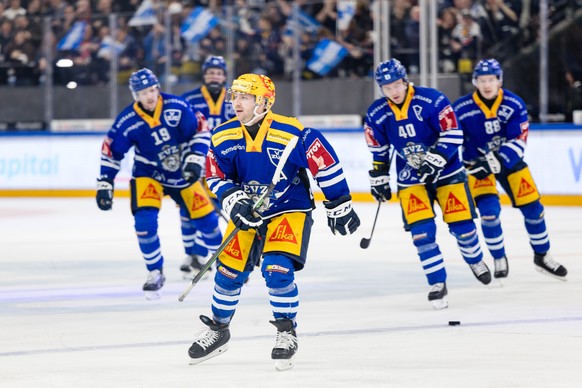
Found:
<box><xmin>359</xmin><ymin>201</ymin><xmax>381</xmax><ymax>249</ymax></box>
<box><xmin>360</xmin><ymin>150</ymin><xmax>395</xmax><ymax>249</ymax></box>
<box><xmin>178</xmin><ymin>135</ymin><xmax>299</xmax><ymax>302</ymax></box>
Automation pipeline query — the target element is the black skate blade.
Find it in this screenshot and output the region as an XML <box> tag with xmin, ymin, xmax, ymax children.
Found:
<box><xmin>535</xmin><ymin>267</ymin><xmax>568</xmax><ymax>282</ymax></box>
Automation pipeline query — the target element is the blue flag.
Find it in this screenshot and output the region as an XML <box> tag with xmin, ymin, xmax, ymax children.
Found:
<box><xmin>284</xmin><ymin>9</ymin><xmax>321</xmax><ymax>36</ymax></box>
<box><xmin>181</xmin><ymin>7</ymin><xmax>219</xmax><ymax>43</ymax></box>
<box><xmin>57</xmin><ymin>21</ymin><xmax>86</xmax><ymax>51</ymax></box>
<box><xmin>128</xmin><ymin>0</ymin><xmax>157</xmax><ymax>27</ymax></box>
<box><xmin>307</xmin><ymin>39</ymin><xmax>348</xmax><ymax>76</ymax></box>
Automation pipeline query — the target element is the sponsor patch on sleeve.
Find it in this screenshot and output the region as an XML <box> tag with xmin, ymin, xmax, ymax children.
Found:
<box><xmin>364</xmin><ymin>124</ymin><xmax>380</xmax><ymax>147</ymax></box>
<box><xmin>438</xmin><ymin>105</ymin><xmax>458</xmax><ymax>131</ymax></box>
<box><xmin>306</xmin><ymin>138</ymin><xmax>337</xmax><ymax>175</ymax></box>
<box><xmin>101</xmin><ymin>137</ymin><xmax>113</xmax><ymax>157</ymax></box>
<box><xmin>206</xmin><ymin>149</ymin><xmax>225</xmax><ymax>179</ymax></box>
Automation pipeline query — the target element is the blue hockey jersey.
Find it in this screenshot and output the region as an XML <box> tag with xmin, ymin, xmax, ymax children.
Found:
<box><xmin>364</xmin><ymin>85</ymin><xmax>464</xmax><ymax>187</ymax></box>
<box><xmin>99</xmin><ymin>92</ymin><xmax>210</xmax><ymax>188</ymax></box>
<box><xmin>453</xmin><ymin>89</ymin><xmax>529</xmax><ymax>169</ymax></box>
<box><xmin>206</xmin><ymin>111</ymin><xmax>351</xmax><ymax>218</ymax></box>
<box><xmin>181</xmin><ymin>86</ymin><xmax>235</xmax><ymax>130</ymax></box>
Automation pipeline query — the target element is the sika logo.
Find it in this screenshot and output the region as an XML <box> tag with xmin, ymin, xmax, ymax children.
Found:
<box><xmin>268</xmin><ymin>218</ymin><xmax>297</xmax><ymax>243</ymax></box>
<box><xmin>407</xmin><ymin>193</ymin><xmax>429</xmax><ymax>214</ymax></box>
<box><xmin>473</xmin><ymin>176</ymin><xmax>494</xmax><ymax>188</ymax></box>
<box><xmin>141</xmin><ymin>183</ymin><xmax>161</xmax><ymax>200</ymax></box>
<box><xmin>191</xmin><ymin>191</ymin><xmax>209</xmax><ymax>211</ymax></box>
<box><xmin>444</xmin><ymin>192</ymin><xmax>467</xmax><ymax>214</ymax></box>
<box><xmin>224</xmin><ymin>235</ymin><xmax>243</xmax><ymax>260</ymax></box>
<box><xmin>517</xmin><ymin>178</ymin><xmax>535</xmax><ymax>197</ymax></box>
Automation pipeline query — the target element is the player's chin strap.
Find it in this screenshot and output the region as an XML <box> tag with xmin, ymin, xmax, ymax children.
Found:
<box><xmin>242</xmin><ymin>102</ymin><xmax>270</xmax><ymax>126</ymax></box>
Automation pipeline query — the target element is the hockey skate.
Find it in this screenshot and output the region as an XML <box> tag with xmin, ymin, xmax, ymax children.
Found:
<box><xmin>180</xmin><ymin>254</ymin><xmax>211</xmax><ymax>280</ymax></box>
<box><xmin>494</xmin><ymin>256</ymin><xmax>509</xmax><ymax>278</ymax></box>
<box><xmin>469</xmin><ymin>260</ymin><xmax>492</xmax><ymax>285</ymax></box>
<box><xmin>188</xmin><ymin>315</ymin><xmax>230</xmax><ymax>365</ymax></box>
<box><xmin>534</xmin><ymin>253</ymin><xmax>567</xmax><ymax>281</ymax></box>
<box><xmin>270</xmin><ymin>319</ymin><xmax>298</xmax><ymax>371</ymax></box>
<box><xmin>428</xmin><ymin>282</ymin><xmax>448</xmax><ymax>310</ymax></box>
<box><xmin>143</xmin><ymin>269</ymin><xmax>165</xmax><ymax>300</ymax></box>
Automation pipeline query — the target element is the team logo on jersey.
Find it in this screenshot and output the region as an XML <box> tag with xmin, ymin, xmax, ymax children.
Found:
<box><xmin>517</xmin><ymin>177</ymin><xmax>535</xmax><ymax>198</ymax></box>
<box><xmin>444</xmin><ymin>192</ymin><xmax>467</xmax><ymax>214</ymax></box>
<box><xmin>364</xmin><ymin>125</ymin><xmax>380</xmax><ymax>147</ymax></box>
<box><xmin>243</xmin><ymin>181</ymin><xmax>271</xmax><ymax>212</ymax></box>
<box><xmin>407</xmin><ymin>193</ymin><xmax>429</xmax><ymax>214</ymax></box>
<box><xmin>163</xmin><ymin>109</ymin><xmax>181</xmax><ymax>127</ymax></box>
<box><xmin>191</xmin><ymin>191</ymin><xmax>210</xmax><ymax>211</ymax></box>
<box><xmin>306</xmin><ymin>138</ymin><xmax>336</xmax><ymax>175</ymax></box>
<box><xmin>141</xmin><ymin>183</ymin><xmax>161</xmax><ymax>200</ymax></box>
<box><xmin>473</xmin><ymin>176</ymin><xmax>494</xmax><ymax>188</ymax></box>
<box><xmin>438</xmin><ymin>105</ymin><xmax>458</xmax><ymax>131</ymax></box>
<box><xmin>101</xmin><ymin>137</ymin><xmax>113</xmax><ymax>157</ymax></box>
<box><xmin>268</xmin><ymin>218</ymin><xmax>298</xmax><ymax>244</ymax></box>
<box><xmin>267</xmin><ymin>147</ymin><xmax>288</xmax><ymax>181</ymax></box>
<box><xmin>224</xmin><ymin>235</ymin><xmax>243</xmax><ymax>260</ymax></box>
<box><xmin>413</xmin><ymin>105</ymin><xmax>423</xmax><ymax>121</ymax></box>
<box><xmin>159</xmin><ymin>145</ymin><xmax>181</xmax><ymax>172</ymax></box>
<box><xmin>497</xmin><ymin>105</ymin><xmax>514</xmax><ymax>123</ymax></box>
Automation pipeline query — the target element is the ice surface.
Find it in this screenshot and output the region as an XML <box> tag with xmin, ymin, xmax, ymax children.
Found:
<box><xmin>1</xmin><ymin>198</ymin><xmax>580</xmax><ymax>387</ymax></box>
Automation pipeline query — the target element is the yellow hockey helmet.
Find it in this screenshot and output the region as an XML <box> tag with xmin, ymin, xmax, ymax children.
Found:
<box><xmin>228</xmin><ymin>73</ymin><xmax>276</xmax><ymax>111</ymax></box>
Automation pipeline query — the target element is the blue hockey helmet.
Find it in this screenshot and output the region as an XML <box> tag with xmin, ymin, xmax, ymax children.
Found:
<box><xmin>472</xmin><ymin>59</ymin><xmax>503</xmax><ymax>86</ymax></box>
<box><xmin>129</xmin><ymin>68</ymin><xmax>159</xmax><ymax>100</ymax></box>
<box><xmin>374</xmin><ymin>59</ymin><xmax>408</xmax><ymax>87</ymax></box>
<box><xmin>202</xmin><ymin>55</ymin><xmax>227</xmax><ymax>75</ymax></box>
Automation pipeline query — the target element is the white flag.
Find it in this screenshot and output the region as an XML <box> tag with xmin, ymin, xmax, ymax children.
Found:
<box><xmin>128</xmin><ymin>0</ymin><xmax>157</xmax><ymax>27</ymax></box>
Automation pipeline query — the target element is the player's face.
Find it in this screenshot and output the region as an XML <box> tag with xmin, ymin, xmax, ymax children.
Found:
<box><xmin>381</xmin><ymin>79</ymin><xmax>407</xmax><ymax>104</ymax></box>
<box><xmin>231</xmin><ymin>92</ymin><xmax>263</xmax><ymax>123</ymax></box>
<box><xmin>135</xmin><ymin>86</ymin><xmax>159</xmax><ymax>111</ymax></box>
<box><xmin>475</xmin><ymin>75</ymin><xmax>501</xmax><ymax>99</ymax></box>
<box><xmin>203</xmin><ymin>68</ymin><xmax>226</xmax><ymax>86</ymax></box>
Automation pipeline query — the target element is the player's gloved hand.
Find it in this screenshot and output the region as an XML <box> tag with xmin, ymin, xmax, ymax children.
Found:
<box><xmin>418</xmin><ymin>148</ymin><xmax>447</xmax><ymax>184</ymax></box>
<box><xmin>96</xmin><ymin>179</ymin><xmax>114</xmax><ymax>211</ymax></box>
<box><xmin>182</xmin><ymin>152</ymin><xmax>205</xmax><ymax>183</ymax></box>
<box><xmin>467</xmin><ymin>151</ymin><xmax>502</xmax><ymax>180</ymax></box>
<box><xmin>368</xmin><ymin>167</ymin><xmax>391</xmax><ymax>202</ymax></box>
<box><xmin>222</xmin><ymin>189</ymin><xmax>263</xmax><ymax>231</ymax></box>
<box><xmin>324</xmin><ymin>195</ymin><xmax>361</xmax><ymax>236</ymax></box>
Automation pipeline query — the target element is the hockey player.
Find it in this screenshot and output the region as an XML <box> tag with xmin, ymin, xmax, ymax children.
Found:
<box><xmin>96</xmin><ymin>68</ymin><xmax>222</xmax><ymax>300</ymax></box>
<box><xmin>179</xmin><ymin>55</ymin><xmax>236</xmax><ymax>280</ymax></box>
<box><xmin>364</xmin><ymin>58</ymin><xmax>491</xmax><ymax>309</ymax></box>
<box><xmin>453</xmin><ymin>58</ymin><xmax>567</xmax><ymax>280</ymax></box>
<box><xmin>187</xmin><ymin>73</ymin><xmax>360</xmax><ymax>370</ymax></box>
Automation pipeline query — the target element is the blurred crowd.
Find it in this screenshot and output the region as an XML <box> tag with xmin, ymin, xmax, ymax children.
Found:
<box><xmin>0</xmin><ymin>0</ymin><xmax>580</xmax><ymax>88</ymax></box>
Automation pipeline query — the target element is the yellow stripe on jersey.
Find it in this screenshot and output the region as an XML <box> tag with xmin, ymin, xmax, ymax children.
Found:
<box><xmin>243</xmin><ymin>111</ymin><xmax>272</xmax><ymax>152</ymax></box>
<box><xmin>270</xmin><ymin>113</ymin><xmax>305</xmax><ymax>131</ymax></box>
<box><xmin>133</xmin><ymin>96</ymin><xmax>163</xmax><ymax>128</ymax></box>
<box><xmin>212</xmin><ymin>127</ymin><xmax>243</xmax><ymax>147</ymax></box>
<box><xmin>387</xmin><ymin>85</ymin><xmax>415</xmax><ymax>121</ymax></box>
<box><xmin>266</xmin><ymin>128</ymin><xmax>296</xmax><ymax>146</ymax></box>
<box><xmin>472</xmin><ymin>89</ymin><xmax>504</xmax><ymax>119</ymax></box>
<box><xmin>201</xmin><ymin>85</ymin><xmax>226</xmax><ymax>116</ymax></box>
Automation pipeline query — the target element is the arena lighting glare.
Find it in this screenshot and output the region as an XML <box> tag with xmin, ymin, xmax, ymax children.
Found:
<box><xmin>66</xmin><ymin>81</ymin><xmax>78</xmax><ymax>89</ymax></box>
<box><xmin>56</xmin><ymin>59</ymin><xmax>74</xmax><ymax>68</ymax></box>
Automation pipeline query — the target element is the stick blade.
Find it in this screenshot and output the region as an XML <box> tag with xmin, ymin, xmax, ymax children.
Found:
<box><xmin>360</xmin><ymin>238</ymin><xmax>371</xmax><ymax>249</ymax></box>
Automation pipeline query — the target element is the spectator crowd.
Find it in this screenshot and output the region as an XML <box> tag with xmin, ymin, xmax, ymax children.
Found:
<box><xmin>0</xmin><ymin>0</ymin><xmax>579</xmax><ymax>87</ymax></box>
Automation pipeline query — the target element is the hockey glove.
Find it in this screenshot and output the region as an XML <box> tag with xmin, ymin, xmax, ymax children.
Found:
<box><xmin>96</xmin><ymin>179</ymin><xmax>114</xmax><ymax>211</ymax></box>
<box><xmin>368</xmin><ymin>168</ymin><xmax>391</xmax><ymax>202</ymax></box>
<box><xmin>324</xmin><ymin>195</ymin><xmax>361</xmax><ymax>236</ymax></box>
<box><xmin>222</xmin><ymin>189</ymin><xmax>263</xmax><ymax>231</ymax></box>
<box><xmin>467</xmin><ymin>151</ymin><xmax>502</xmax><ymax>180</ymax></box>
<box><xmin>182</xmin><ymin>152</ymin><xmax>206</xmax><ymax>183</ymax></box>
<box><xmin>418</xmin><ymin>149</ymin><xmax>447</xmax><ymax>184</ymax></box>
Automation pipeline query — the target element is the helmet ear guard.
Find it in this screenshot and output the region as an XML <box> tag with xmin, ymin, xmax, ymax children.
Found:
<box><xmin>472</xmin><ymin>58</ymin><xmax>503</xmax><ymax>87</ymax></box>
